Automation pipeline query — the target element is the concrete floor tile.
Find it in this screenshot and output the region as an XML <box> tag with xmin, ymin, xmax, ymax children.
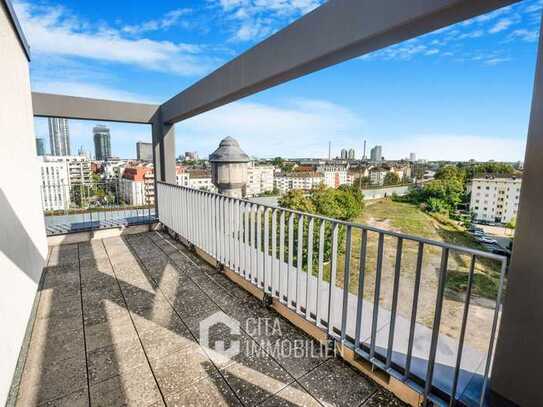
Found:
<box><xmin>37</xmin><ymin>295</ymin><xmax>82</xmax><ymax>321</ymax></box>
<box><xmin>220</xmin><ymin>352</ymin><xmax>294</xmax><ymax>406</ymax></box>
<box><xmin>17</xmin><ymin>354</ymin><xmax>87</xmax><ymax>406</ymax></box>
<box><xmin>139</xmin><ymin>321</ymin><xmax>194</xmax><ymax>362</ymax></box>
<box><xmin>163</xmin><ymin>372</ymin><xmax>241</xmax><ymax>407</ymax></box>
<box><xmin>26</xmin><ymin>327</ymin><xmax>85</xmax><ymax>366</ymax></box>
<box><xmin>260</xmin><ymin>382</ymin><xmax>321</xmax><ymax>407</ymax></box>
<box><xmin>87</xmin><ymin>338</ymin><xmax>148</xmax><ymax>384</ymax></box>
<box><xmin>89</xmin><ymin>363</ymin><xmax>162</xmax><ymax>407</ymax></box>
<box><xmin>152</xmin><ymin>343</ymin><xmax>217</xmax><ymax>395</ymax></box>
<box><xmin>83</xmin><ymin>299</ymin><xmax>129</xmax><ymax>328</ymax></box>
<box><xmin>36</xmin><ymin>387</ymin><xmax>89</xmax><ymax>407</ymax></box>
<box><xmin>298</xmin><ymin>358</ymin><xmax>376</xmax><ymax>407</ymax></box>
<box><xmin>85</xmin><ymin>314</ymin><xmax>136</xmax><ymax>352</ymax></box>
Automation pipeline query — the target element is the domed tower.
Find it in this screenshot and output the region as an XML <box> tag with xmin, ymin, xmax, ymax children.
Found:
<box><xmin>209</xmin><ymin>137</ymin><xmax>250</xmax><ymax>198</ymax></box>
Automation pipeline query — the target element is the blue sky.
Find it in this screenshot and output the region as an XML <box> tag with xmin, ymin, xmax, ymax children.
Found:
<box><xmin>18</xmin><ymin>0</ymin><xmax>542</xmax><ymax>161</ymax></box>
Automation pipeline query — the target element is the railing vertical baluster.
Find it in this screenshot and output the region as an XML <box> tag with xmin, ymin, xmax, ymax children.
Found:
<box><xmin>405</xmin><ymin>241</ymin><xmax>424</xmax><ymax>379</ymax></box>
<box><xmin>355</xmin><ymin>229</ymin><xmax>368</xmax><ymax>352</ymax></box>
<box><xmin>230</xmin><ymin>197</ymin><xmax>235</xmax><ymax>268</ymax></box>
<box><xmin>306</xmin><ymin>217</ymin><xmax>314</xmax><ymax>320</ymax></box>
<box><xmin>256</xmin><ymin>206</ymin><xmax>262</xmax><ymax>287</ymax></box>
<box><xmin>341</xmin><ymin>225</ymin><xmax>353</xmax><ymax>344</ymax></box>
<box><xmin>386</xmin><ymin>237</ymin><xmax>403</xmax><ymax>369</ymax></box>
<box><xmin>207</xmin><ymin>192</ymin><xmax>212</xmax><ymax>254</ymax></box>
<box><xmin>244</xmin><ymin>202</ymin><xmax>250</xmax><ymax>280</ymax></box>
<box><xmin>450</xmin><ymin>255</ymin><xmax>476</xmax><ymax>406</ymax></box>
<box><xmin>234</xmin><ymin>199</ymin><xmax>240</xmax><ymax>272</ymax></box>
<box><xmin>287</xmin><ymin>212</ymin><xmax>295</xmax><ymax>308</ymax></box>
<box><xmin>240</xmin><ymin>200</ymin><xmax>245</xmax><ymax>274</ymax></box>
<box><xmin>279</xmin><ymin>211</ymin><xmax>286</xmax><ymax>302</ymax></box>
<box><xmin>424</xmin><ymin>247</ymin><xmax>449</xmax><ymax>404</ymax></box>
<box><xmin>249</xmin><ymin>204</ymin><xmax>255</xmax><ymax>282</ymax></box>
<box><xmin>327</xmin><ymin>222</ymin><xmax>339</xmax><ymax>335</ymax></box>
<box><xmin>479</xmin><ymin>258</ymin><xmax>507</xmax><ymax>407</ymax></box>
<box><xmin>296</xmin><ymin>214</ymin><xmax>304</xmax><ymax>313</ymax></box>
<box><xmin>271</xmin><ymin>209</ymin><xmax>278</xmax><ymax>297</ymax></box>
<box><xmin>263</xmin><ymin>208</ymin><xmax>270</xmax><ymax>293</ymax></box>
<box><xmin>316</xmin><ymin>220</ymin><xmax>325</xmax><ymax>327</ymax></box>
<box><xmin>370</xmin><ymin>232</ymin><xmax>385</xmax><ymax>361</ymax></box>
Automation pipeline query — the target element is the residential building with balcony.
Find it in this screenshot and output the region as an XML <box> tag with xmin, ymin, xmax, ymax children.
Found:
<box><xmin>317</xmin><ymin>165</ymin><xmax>350</xmax><ymax>188</ymax></box>
<box><xmin>274</xmin><ymin>171</ymin><xmax>324</xmax><ymax>193</ymax></box>
<box><xmin>120</xmin><ymin>165</ymin><xmax>155</xmax><ymax>205</ymax></box>
<box><xmin>39</xmin><ymin>158</ymin><xmax>70</xmax><ymax>211</ymax></box>
<box><xmin>469</xmin><ymin>177</ymin><xmax>521</xmax><ymax>223</ymax></box>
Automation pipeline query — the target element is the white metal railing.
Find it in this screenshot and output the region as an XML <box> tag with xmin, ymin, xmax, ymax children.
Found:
<box><xmin>157</xmin><ymin>182</ymin><xmax>507</xmax><ymax>406</ymax></box>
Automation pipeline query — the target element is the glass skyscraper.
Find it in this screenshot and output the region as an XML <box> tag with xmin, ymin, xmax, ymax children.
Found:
<box><xmin>93</xmin><ymin>125</ymin><xmax>111</xmax><ymax>161</ymax></box>
<box><xmin>48</xmin><ymin>118</ymin><xmax>71</xmax><ymax>156</ymax></box>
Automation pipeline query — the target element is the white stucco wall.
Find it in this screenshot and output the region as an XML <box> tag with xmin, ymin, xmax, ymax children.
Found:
<box><xmin>0</xmin><ymin>4</ymin><xmax>48</xmax><ymax>404</ymax></box>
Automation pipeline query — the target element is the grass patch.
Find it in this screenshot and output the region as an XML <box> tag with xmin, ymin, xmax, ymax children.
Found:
<box><xmin>333</xmin><ymin>199</ymin><xmax>503</xmax><ymax>300</ymax></box>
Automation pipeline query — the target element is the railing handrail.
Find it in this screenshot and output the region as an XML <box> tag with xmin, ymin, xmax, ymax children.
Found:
<box><xmin>156</xmin><ymin>181</ymin><xmax>507</xmax><ymax>262</ymax></box>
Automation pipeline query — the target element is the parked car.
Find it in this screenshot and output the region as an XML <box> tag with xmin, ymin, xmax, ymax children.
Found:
<box><xmin>477</xmin><ymin>236</ymin><xmax>498</xmax><ymax>244</ymax></box>
<box><xmin>471</xmin><ymin>230</ymin><xmax>484</xmax><ymax>236</ymax></box>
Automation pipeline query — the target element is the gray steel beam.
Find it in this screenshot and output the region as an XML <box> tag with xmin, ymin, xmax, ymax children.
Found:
<box><xmin>161</xmin><ymin>0</ymin><xmax>518</xmax><ymax>124</ymax></box>
<box><xmin>32</xmin><ymin>92</ymin><xmax>159</xmax><ymax>124</ymax></box>
<box><xmin>490</xmin><ymin>15</ymin><xmax>543</xmax><ymax>407</ymax></box>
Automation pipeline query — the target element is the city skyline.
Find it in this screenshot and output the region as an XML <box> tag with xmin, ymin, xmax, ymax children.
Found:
<box><xmin>23</xmin><ymin>0</ymin><xmax>542</xmax><ymax>161</ymax></box>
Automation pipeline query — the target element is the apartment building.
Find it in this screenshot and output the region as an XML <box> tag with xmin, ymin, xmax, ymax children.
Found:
<box><xmin>41</xmin><ymin>155</ymin><xmax>92</xmax><ymax>185</ymax></box>
<box><xmin>317</xmin><ymin>165</ymin><xmax>350</xmax><ymax>188</ymax></box>
<box><xmin>39</xmin><ymin>159</ymin><xmax>70</xmax><ymax>211</ymax></box>
<box><xmin>274</xmin><ymin>172</ymin><xmax>324</xmax><ymax>193</ymax></box>
<box><xmin>246</xmin><ymin>164</ymin><xmax>275</xmax><ymax>196</ymax></box>
<box><xmin>120</xmin><ymin>166</ymin><xmax>155</xmax><ymax>205</ymax></box>
<box><xmin>187</xmin><ymin>169</ymin><xmax>216</xmax><ymax>192</ymax></box>
<box><xmin>469</xmin><ymin>177</ymin><xmax>521</xmax><ymax>223</ymax></box>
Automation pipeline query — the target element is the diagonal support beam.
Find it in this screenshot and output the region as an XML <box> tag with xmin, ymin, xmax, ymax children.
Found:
<box><xmin>32</xmin><ymin>92</ymin><xmax>159</xmax><ymax>124</ymax></box>
<box><xmin>161</xmin><ymin>0</ymin><xmax>518</xmax><ymax>124</ymax></box>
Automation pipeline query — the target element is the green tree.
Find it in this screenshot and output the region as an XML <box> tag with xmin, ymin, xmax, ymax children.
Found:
<box><xmin>383</xmin><ymin>172</ymin><xmax>400</xmax><ymax>186</ymax></box>
<box><xmin>278</xmin><ymin>186</ymin><xmax>365</xmax><ymax>267</ymax></box>
<box><xmin>506</xmin><ymin>216</ymin><xmax>517</xmax><ymax>230</ymax></box>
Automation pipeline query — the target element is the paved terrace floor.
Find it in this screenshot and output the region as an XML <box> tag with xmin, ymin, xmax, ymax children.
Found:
<box><xmin>15</xmin><ymin>231</ymin><xmax>405</xmax><ymax>407</ymax></box>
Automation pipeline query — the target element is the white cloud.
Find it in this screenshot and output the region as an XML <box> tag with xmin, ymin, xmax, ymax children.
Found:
<box><xmin>122</xmin><ymin>9</ymin><xmax>193</xmax><ymax>35</ymax></box>
<box><xmin>31</xmin><ymin>80</ymin><xmax>158</xmax><ymax>103</ymax></box>
<box><xmin>509</xmin><ymin>29</ymin><xmax>539</xmax><ymax>42</ymax></box>
<box><xmin>489</xmin><ymin>18</ymin><xmax>516</xmax><ymax>34</ymax></box>
<box><xmin>177</xmin><ymin>98</ymin><xmax>366</xmax><ymax>158</ymax></box>
<box><xmin>175</xmin><ymin>99</ymin><xmax>525</xmax><ymax>162</ymax></box>
<box><xmin>14</xmin><ymin>2</ymin><xmax>216</xmax><ymax>76</ymax></box>
<box><xmin>215</xmin><ymin>0</ymin><xmax>323</xmax><ymax>42</ymax></box>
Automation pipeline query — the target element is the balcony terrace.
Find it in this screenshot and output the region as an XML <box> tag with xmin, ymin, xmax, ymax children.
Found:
<box><xmin>2</xmin><ymin>0</ymin><xmax>543</xmax><ymax>406</ymax></box>
<box><xmin>14</xmin><ymin>230</ymin><xmax>403</xmax><ymax>406</ymax></box>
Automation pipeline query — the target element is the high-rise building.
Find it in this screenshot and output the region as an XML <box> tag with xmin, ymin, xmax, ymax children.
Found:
<box><xmin>370</xmin><ymin>145</ymin><xmax>382</xmax><ymax>163</ymax></box>
<box><xmin>348</xmin><ymin>148</ymin><xmax>355</xmax><ymax>160</ymax></box>
<box><xmin>409</xmin><ymin>152</ymin><xmax>416</xmax><ymax>162</ymax></box>
<box><xmin>93</xmin><ymin>125</ymin><xmax>111</xmax><ymax>161</ymax></box>
<box><xmin>48</xmin><ymin>118</ymin><xmax>71</xmax><ymax>156</ymax></box>
<box><xmin>136</xmin><ymin>141</ymin><xmax>153</xmax><ymax>161</ymax></box>
<box><xmin>340</xmin><ymin>149</ymin><xmax>348</xmax><ymax>159</ymax></box>
<box><xmin>35</xmin><ymin>138</ymin><xmax>45</xmax><ymax>156</ymax></box>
